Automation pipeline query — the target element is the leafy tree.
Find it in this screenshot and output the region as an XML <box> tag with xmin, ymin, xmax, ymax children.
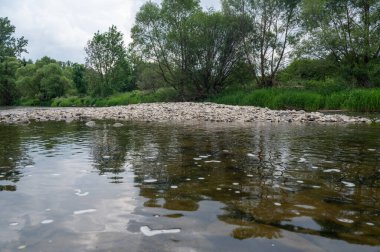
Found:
<box><xmin>0</xmin><ymin>17</ymin><xmax>28</xmax><ymax>61</ymax></box>
<box><xmin>85</xmin><ymin>25</ymin><xmax>133</xmax><ymax>97</ymax></box>
<box><xmin>132</xmin><ymin>0</ymin><xmax>248</xmax><ymax>99</ymax></box>
<box><xmin>301</xmin><ymin>0</ymin><xmax>380</xmax><ymax>87</ymax></box>
<box><xmin>223</xmin><ymin>0</ymin><xmax>301</xmax><ymax>87</ymax></box>
<box><xmin>16</xmin><ymin>58</ymin><xmax>71</xmax><ymax>102</ymax></box>
<box><xmin>0</xmin><ymin>57</ymin><xmax>20</xmax><ymax>105</ymax></box>
<box><xmin>71</xmin><ymin>63</ymin><xmax>88</xmax><ymax>95</ymax></box>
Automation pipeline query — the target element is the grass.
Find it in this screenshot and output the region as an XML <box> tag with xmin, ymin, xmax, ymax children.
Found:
<box><xmin>51</xmin><ymin>88</ymin><xmax>178</xmax><ymax>107</ymax></box>
<box><xmin>211</xmin><ymin>87</ymin><xmax>380</xmax><ymax>112</ymax></box>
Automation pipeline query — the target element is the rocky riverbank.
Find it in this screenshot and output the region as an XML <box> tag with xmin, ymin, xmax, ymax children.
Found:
<box><xmin>0</xmin><ymin>103</ymin><xmax>377</xmax><ymax>125</ymax></box>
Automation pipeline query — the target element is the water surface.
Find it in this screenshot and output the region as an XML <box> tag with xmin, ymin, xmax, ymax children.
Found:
<box><xmin>0</xmin><ymin>121</ymin><xmax>379</xmax><ymax>252</ymax></box>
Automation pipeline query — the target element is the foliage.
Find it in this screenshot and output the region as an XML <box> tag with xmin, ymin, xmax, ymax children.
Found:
<box><xmin>0</xmin><ymin>17</ymin><xmax>28</xmax><ymax>60</ymax></box>
<box><xmin>0</xmin><ymin>57</ymin><xmax>20</xmax><ymax>105</ymax></box>
<box><xmin>85</xmin><ymin>25</ymin><xmax>134</xmax><ymax>97</ymax></box>
<box><xmin>300</xmin><ymin>0</ymin><xmax>380</xmax><ymax>87</ymax></box>
<box><xmin>131</xmin><ymin>0</ymin><xmax>248</xmax><ymax>99</ymax></box>
<box><xmin>223</xmin><ymin>0</ymin><xmax>302</xmax><ymax>87</ymax></box>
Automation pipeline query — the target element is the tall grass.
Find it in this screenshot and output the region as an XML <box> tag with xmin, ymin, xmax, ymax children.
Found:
<box><xmin>211</xmin><ymin>87</ymin><xmax>380</xmax><ymax>112</ymax></box>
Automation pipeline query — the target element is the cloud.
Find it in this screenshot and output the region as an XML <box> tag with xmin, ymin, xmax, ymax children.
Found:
<box><xmin>0</xmin><ymin>0</ymin><xmax>220</xmax><ymax>63</ymax></box>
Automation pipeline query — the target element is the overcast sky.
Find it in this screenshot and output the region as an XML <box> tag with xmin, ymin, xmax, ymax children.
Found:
<box><xmin>0</xmin><ymin>0</ymin><xmax>220</xmax><ymax>63</ymax></box>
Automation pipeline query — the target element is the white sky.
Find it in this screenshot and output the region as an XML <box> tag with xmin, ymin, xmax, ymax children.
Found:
<box><xmin>0</xmin><ymin>0</ymin><xmax>220</xmax><ymax>63</ymax></box>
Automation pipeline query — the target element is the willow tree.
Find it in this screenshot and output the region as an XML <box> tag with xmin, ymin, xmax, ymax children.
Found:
<box><xmin>223</xmin><ymin>0</ymin><xmax>301</xmax><ymax>87</ymax></box>
<box><xmin>301</xmin><ymin>0</ymin><xmax>380</xmax><ymax>87</ymax></box>
<box><xmin>131</xmin><ymin>0</ymin><xmax>248</xmax><ymax>99</ymax></box>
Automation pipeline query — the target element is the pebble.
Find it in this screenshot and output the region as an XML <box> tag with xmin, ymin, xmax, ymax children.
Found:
<box><xmin>0</xmin><ymin>103</ymin><xmax>374</xmax><ymax>124</ymax></box>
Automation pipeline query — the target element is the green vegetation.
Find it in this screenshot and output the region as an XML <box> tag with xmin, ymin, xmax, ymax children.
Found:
<box><xmin>1</xmin><ymin>0</ymin><xmax>380</xmax><ymax>112</ymax></box>
<box><xmin>211</xmin><ymin>87</ymin><xmax>380</xmax><ymax>112</ymax></box>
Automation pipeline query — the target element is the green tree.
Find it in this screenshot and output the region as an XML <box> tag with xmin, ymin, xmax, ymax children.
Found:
<box><xmin>0</xmin><ymin>57</ymin><xmax>20</xmax><ymax>105</ymax></box>
<box><xmin>301</xmin><ymin>0</ymin><xmax>380</xmax><ymax>87</ymax></box>
<box><xmin>71</xmin><ymin>63</ymin><xmax>88</xmax><ymax>95</ymax></box>
<box><xmin>223</xmin><ymin>0</ymin><xmax>301</xmax><ymax>87</ymax></box>
<box><xmin>0</xmin><ymin>17</ymin><xmax>28</xmax><ymax>61</ymax></box>
<box><xmin>16</xmin><ymin>58</ymin><xmax>71</xmax><ymax>103</ymax></box>
<box><xmin>85</xmin><ymin>25</ymin><xmax>133</xmax><ymax>97</ymax></box>
<box><xmin>132</xmin><ymin>0</ymin><xmax>248</xmax><ymax>99</ymax></box>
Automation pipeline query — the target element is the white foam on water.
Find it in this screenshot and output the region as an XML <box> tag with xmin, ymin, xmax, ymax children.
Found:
<box><xmin>9</xmin><ymin>222</ymin><xmax>19</xmax><ymax>226</ymax></box>
<box><xmin>337</xmin><ymin>218</ymin><xmax>354</xmax><ymax>224</ymax></box>
<box><xmin>73</xmin><ymin>209</ymin><xmax>97</xmax><ymax>215</ymax></box>
<box><xmin>247</xmin><ymin>153</ymin><xmax>257</xmax><ymax>158</ymax></box>
<box><xmin>342</xmin><ymin>181</ymin><xmax>356</xmax><ymax>187</ymax></box>
<box><xmin>144</xmin><ymin>179</ymin><xmax>158</xmax><ymax>183</ymax></box>
<box><xmin>274</xmin><ymin>202</ymin><xmax>282</xmax><ymax>206</ymax></box>
<box><xmin>323</xmin><ymin>169</ymin><xmax>341</xmax><ymax>173</ymax></box>
<box><xmin>170</xmin><ymin>185</ymin><xmax>178</xmax><ymax>189</ymax></box>
<box><xmin>295</xmin><ymin>205</ymin><xmax>316</xmax><ymax>210</ymax></box>
<box><xmin>18</xmin><ymin>245</ymin><xmax>27</xmax><ymax>250</ymax></box>
<box><xmin>140</xmin><ymin>226</ymin><xmax>181</xmax><ymax>237</ymax></box>
<box><xmin>204</xmin><ymin>160</ymin><xmax>221</xmax><ymax>163</ymax></box>
<box><xmin>41</xmin><ymin>219</ymin><xmax>54</xmax><ymax>224</ymax></box>
<box><xmin>298</xmin><ymin>158</ymin><xmax>306</xmax><ymax>163</ymax></box>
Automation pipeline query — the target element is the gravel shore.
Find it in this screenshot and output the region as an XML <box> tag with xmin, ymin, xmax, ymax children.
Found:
<box><xmin>0</xmin><ymin>102</ymin><xmax>377</xmax><ymax>125</ymax></box>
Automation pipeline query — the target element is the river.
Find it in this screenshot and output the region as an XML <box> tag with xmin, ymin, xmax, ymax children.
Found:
<box><xmin>0</xmin><ymin>120</ymin><xmax>379</xmax><ymax>251</ymax></box>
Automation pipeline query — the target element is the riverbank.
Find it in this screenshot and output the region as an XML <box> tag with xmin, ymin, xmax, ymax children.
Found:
<box><xmin>0</xmin><ymin>103</ymin><xmax>377</xmax><ymax>125</ymax></box>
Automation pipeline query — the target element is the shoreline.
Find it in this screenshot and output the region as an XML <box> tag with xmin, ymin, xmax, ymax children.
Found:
<box><xmin>0</xmin><ymin>102</ymin><xmax>378</xmax><ymax>125</ymax></box>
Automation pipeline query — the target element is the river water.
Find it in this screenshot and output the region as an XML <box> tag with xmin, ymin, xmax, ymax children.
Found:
<box><xmin>0</xmin><ymin>120</ymin><xmax>379</xmax><ymax>252</ymax></box>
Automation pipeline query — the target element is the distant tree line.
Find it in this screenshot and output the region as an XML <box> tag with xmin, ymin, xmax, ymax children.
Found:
<box><xmin>1</xmin><ymin>0</ymin><xmax>380</xmax><ymax>106</ymax></box>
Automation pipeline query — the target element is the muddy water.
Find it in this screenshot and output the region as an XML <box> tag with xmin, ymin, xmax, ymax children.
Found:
<box><xmin>0</xmin><ymin>121</ymin><xmax>379</xmax><ymax>252</ymax></box>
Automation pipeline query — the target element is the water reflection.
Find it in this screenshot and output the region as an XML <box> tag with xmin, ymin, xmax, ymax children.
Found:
<box><xmin>0</xmin><ymin>120</ymin><xmax>379</xmax><ymax>251</ymax></box>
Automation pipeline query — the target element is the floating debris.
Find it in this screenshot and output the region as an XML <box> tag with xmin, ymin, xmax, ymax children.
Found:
<box><xmin>41</xmin><ymin>219</ymin><xmax>54</xmax><ymax>224</ymax></box>
<box><xmin>337</xmin><ymin>218</ymin><xmax>354</xmax><ymax>224</ymax></box>
<box><xmin>140</xmin><ymin>226</ymin><xmax>181</xmax><ymax>237</ymax></box>
<box><xmin>144</xmin><ymin>179</ymin><xmax>158</xmax><ymax>183</ymax></box>
<box><xmin>73</xmin><ymin>209</ymin><xmax>97</xmax><ymax>215</ymax></box>
<box><xmin>342</xmin><ymin>181</ymin><xmax>356</xmax><ymax>187</ymax></box>
<box><xmin>323</xmin><ymin>169</ymin><xmax>341</xmax><ymax>173</ymax></box>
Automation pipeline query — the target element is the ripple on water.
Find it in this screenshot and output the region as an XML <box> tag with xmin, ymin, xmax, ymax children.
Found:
<box><xmin>337</xmin><ymin>218</ymin><xmax>354</xmax><ymax>224</ymax></box>
<box><xmin>41</xmin><ymin>219</ymin><xmax>54</xmax><ymax>224</ymax></box>
<box><xmin>342</xmin><ymin>181</ymin><xmax>356</xmax><ymax>187</ymax></box>
<box><xmin>73</xmin><ymin>209</ymin><xmax>97</xmax><ymax>215</ymax></box>
<box><xmin>144</xmin><ymin>179</ymin><xmax>158</xmax><ymax>183</ymax></box>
